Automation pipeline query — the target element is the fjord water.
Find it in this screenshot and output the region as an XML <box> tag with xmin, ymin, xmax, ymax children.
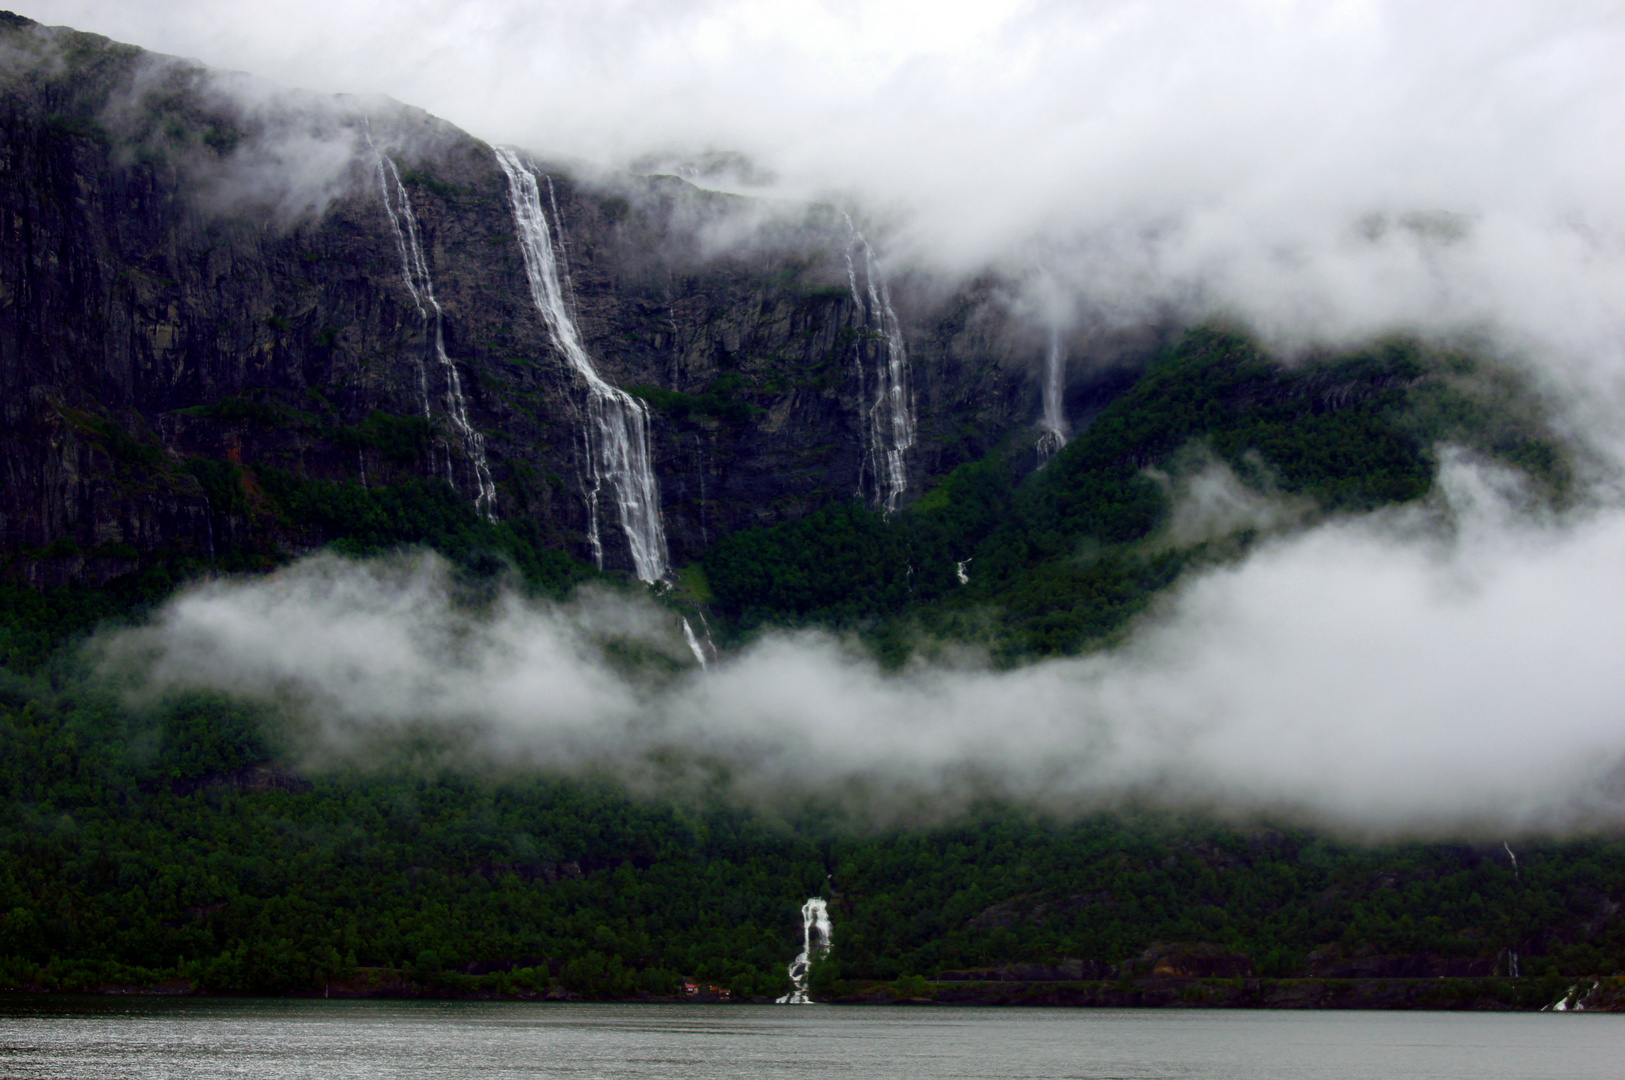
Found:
<box><xmin>2</xmin><ymin>1000</ymin><xmax>1621</xmax><ymax>1080</ymax></box>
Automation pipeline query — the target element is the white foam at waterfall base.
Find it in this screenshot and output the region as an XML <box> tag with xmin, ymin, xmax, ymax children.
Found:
<box><xmin>777</xmin><ymin>897</ymin><xmax>832</xmax><ymax>1004</ymax></box>
<box><xmin>373</xmin><ymin>149</ymin><xmax>497</xmax><ymax>521</ymax></box>
<box><xmin>495</xmin><ymin>146</ymin><xmax>669</xmax><ymax>582</ymax></box>
<box><xmin>842</xmin><ymin>219</ymin><xmax>915</xmax><ymax>513</ymax></box>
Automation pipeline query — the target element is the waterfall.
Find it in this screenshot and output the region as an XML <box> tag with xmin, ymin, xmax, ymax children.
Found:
<box><xmin>681</xmin><ymin>617</ymin><xmax>708</xmax><ymax>669</ymax></box>
<box><xmin>695</xmin><ymin>611</ymin><xmax>718</xmax><ymax>660</ymax></box>
<box><xmin>374</xmin><ymin>152</ymin><xmax>497</xmax><ymax>521</ymax></box>
<box><xmin>777</xmin><ymin>897</ymin><xmax>833</xmax><ymax>1004</ymax></box>
<box><xmin>495</xmin><ymin>147</ymin><xmax>670</xmax><ymax>582</ymax></box>
<box><xmin>1548</xmin><ymin>981</ymin><xmax>1598</xmax><ymax>1011</ymax></box>
<box><xmin>1037</xmin><ymin>325</ymin><xmax>1068</xmax><ymax>462</ymax></box>
<box><xmin>370</xmin><ymin>134</ymin><xmax>431</xmax><ymax>420</ymax></box>
<box><xmin>1503</xmin><ymin>841</ymin><xmax>1520</xmax><ymax>977</ymax></box>
<box><xmin>843</xmin><ymin>218</ymin><xmax>916</xmax><ymax>513</ymax></box>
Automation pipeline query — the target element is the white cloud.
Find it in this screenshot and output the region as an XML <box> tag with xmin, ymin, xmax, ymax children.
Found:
<box><xmin>102</xmin><ymin>457</ymin><xmax>1625</xmax><ymax>833</ymax></box>
<box><xmin>14</xmin><ymin>1</ymin><xmax>1624</xmax><ymax>378</ymax></box>
<box><xmin>20</xmin><ymin>2</ymin><xmax>1625</xmax><ymax>831</ymax></box>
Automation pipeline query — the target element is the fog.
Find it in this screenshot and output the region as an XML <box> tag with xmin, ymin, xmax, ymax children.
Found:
<box><xmin>100</xmin><ymin>455</ymin><xmax>1625</xmax><ymax>834</ymax></box>
<box><xmin>20</xmin><ymin>2</ymin><xmax>1625</xmax><ymax>830</ymax></box>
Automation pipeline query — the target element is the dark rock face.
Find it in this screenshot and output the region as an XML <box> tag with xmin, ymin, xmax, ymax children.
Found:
<box><xmin>0</xmin><ymin>16</ymin><xmax>1112</xmax><ymax>583</ymax></box>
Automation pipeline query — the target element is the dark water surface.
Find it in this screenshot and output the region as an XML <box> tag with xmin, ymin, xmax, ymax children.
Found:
<box><xmin>0</xmin><ymin>997</ymin><xmax>1619</xmax><ymax>1079</ymax></box>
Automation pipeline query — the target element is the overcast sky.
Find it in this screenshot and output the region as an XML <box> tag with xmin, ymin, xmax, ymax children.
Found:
<box><xmin>18</xmin><ymin>1</ymin><xmax>1625</xmax><ymax>369</ymax></box>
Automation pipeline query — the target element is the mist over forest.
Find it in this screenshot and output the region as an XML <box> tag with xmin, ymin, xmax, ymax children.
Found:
<box><xmin>3</xmin><ymin>2</ymin><xmax>1625</xmax><ymax>1006</ymax></box>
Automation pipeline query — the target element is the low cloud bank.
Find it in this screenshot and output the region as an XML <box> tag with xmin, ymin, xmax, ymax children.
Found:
<box><xmin>12</xmin><ymin>1</ymin><xmax>1619</xmax><ymax>837</ymax></box>
<box><xmin>102</xmin><ymin>456</ymin><xmax>1625</xmax><ymax>834</ymax></box>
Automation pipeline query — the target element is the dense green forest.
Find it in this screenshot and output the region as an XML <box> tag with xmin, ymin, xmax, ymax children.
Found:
<box><xmin>2</xmin><ymin>327</ymin><xmax>1618</xmax><ymax>1003</ymax></box>
<box><xmin>2</xmin><ymin>670</ymin><xmax>1622</xmax><ymax>1001</ymax></box>
<box><xmin>704</xmin><ymin>327</ymin><xmax>1567</xmax><ymax>662</ymax></box>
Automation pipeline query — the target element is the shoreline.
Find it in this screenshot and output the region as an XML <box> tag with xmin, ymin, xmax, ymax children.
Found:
<box><xmin>4</xmin><ymin>974</ymin><xmax>1620</xmax><ymax>1012</ymax></box>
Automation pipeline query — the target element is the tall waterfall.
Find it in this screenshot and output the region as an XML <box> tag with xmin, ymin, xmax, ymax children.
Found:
<box><xmin>777</xmin><ymin>897</ymin><xmax>833</xmax><ymax>1004</ymax></box>
<box><xmin>495</xmin><ymin>147</ymin><xmax>669</xmax><ymax>582</ymax></box>
<box><xmin>843</xmin><ymin>220</ymin><xmax>916</xmax><ymax>513</ymax></box>
<box><xmin>374</xmin><ymin>154</ymin><xmax>497</xmax><ymax>520</ymax></box>
<box><xmin>1037</xmin><ymin>325</ymin><xmax>1069</xmax><ymax>462</ymax></box>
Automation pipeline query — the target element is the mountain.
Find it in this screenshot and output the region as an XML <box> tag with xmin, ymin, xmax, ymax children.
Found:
<box><xmin>0</xmin><ymin>13</ymin><xmax>1618</xmax><ymax>1008</ymax></box>
<box><xmin>0</xmin><ymin>14</ymin><xmax>1567</xmax><ymax>652</ymax></box>
<box><xmin>0</xmin><ymin>12</ymin><xmax>1072</xmax><ymax>591</ymax></box>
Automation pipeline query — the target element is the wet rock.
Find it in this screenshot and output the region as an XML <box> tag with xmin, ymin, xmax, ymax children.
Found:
<box><xmin>1</xmin><ymin>19</ymin><xmax>1111</xmax><ymax>578</ymax></box>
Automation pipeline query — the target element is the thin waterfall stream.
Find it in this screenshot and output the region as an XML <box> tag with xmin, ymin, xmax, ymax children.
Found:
<box><xmin>1504</xmin><ymin>842</ymin><xmax>1521</xmax><ymax>978</ymax></box>
<box><xmin>681</xmin><ymin>618</ymin><xmax>708</xmax><ymax>669</ymax></box>
<box><xmin>374</xmin><ymin>151</ymin><xmax>497</xmax><ymax>520</ymax></box>
<box><xmin>843</xmin><ymin>218</ymin><xmax>915</xmax><ymax>513</ymax></box>
<box><xmin>496</xmin><ymin>147</ymin><xmax>669</xmax><ymax>582</ymax></box>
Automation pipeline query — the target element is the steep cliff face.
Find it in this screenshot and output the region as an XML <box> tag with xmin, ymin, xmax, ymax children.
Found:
<box><xmin>0</xmin><ymin>14</ymin><xmax>1089</xmax><ymax>585</ymax></box>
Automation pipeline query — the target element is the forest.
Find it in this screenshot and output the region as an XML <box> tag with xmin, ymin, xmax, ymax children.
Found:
<box><xmin>0</xmin><ymin>327</ymin><xmax>1616</xmax><ymax>1005</ymax></box>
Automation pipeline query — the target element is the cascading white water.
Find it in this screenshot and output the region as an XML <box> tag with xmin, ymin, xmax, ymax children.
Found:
<box><xmin>374</xmin><ymin>153</ymin><xmax>497</xmax><ymax>521</ymax></box>
<box><xmin>681</xmin><ymin>617</ymin><xmax>708</xmax><ymax>669</ymax></box>
<box><xmin>842</xmin><ymin>218</ymin><xmax>915</xmax><ymax>513</ymax></box>
<box><xmin>1548</xmin><ymin>980</ymin><xmax>1598</xmax><ymax>1011</ymax></box>
<box><xmin>495</xmin><ymin>147</ymin><xmax>669</xmax><ymax>582</ymax></box>
<box><xmin>777</xmin><ymin>897</ymin><xmax>833</xmax><ymax>1004</ymax></box>
<box><xmin>694</xmin><ymin>611</ymin><xmax>719</xmax><ymax>662</ymax></box>
<box><xmin>372</xmin><ymin>151</ymin><xmax>431</xmax><ymax>421</ymax></box>
<box><xmin>1037</xmin><ymin>325</ymin><xmax>1069</xmax><ymax>462</ymax></box>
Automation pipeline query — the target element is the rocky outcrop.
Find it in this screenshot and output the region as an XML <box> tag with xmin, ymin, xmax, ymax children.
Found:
<box><xmin>1135</xmin><ymin>942</ymin><xmax>1254</xmax><ymax>979</ymax></box>
<box><xmin>0</xmin><ymin>14</ymin><xmax>1130</xmax><ymax>584</ymax></box>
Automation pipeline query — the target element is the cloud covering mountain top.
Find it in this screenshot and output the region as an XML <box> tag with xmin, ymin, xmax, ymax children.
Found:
<box><xmin>18</xmin><ymin>2</ymin><xmax>1625</xmax><ymax>834</ymax></box>
<box><xmin>16</xmin><ymin>2</ymin><xmax>1625</xmax><ymax>400</ymax></box>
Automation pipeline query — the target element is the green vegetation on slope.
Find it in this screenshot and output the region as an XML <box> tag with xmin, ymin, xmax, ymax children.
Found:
<box><xmin>0</xmin><ymin>325</ymin><xmax>1609</xmax><ymax>1002</ymax></box>
<box><xmin>1</xmin><ymin>473</ymin><xmax>599</xmax><ymax>676</ymax></box>
<box><xmin>1</xmin><ymin>670</ymin><xmax>1622</xmax><ymax>998</ymax></box>
<box><xmin>0</xmin><ymin>678</ymin><xmax>822</xmax><ymax>996</ymax></box>
<box><xmin>704</xmin><ymin>327</ymin><xmax>1568</xmax><ymax>662</ymax></box>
